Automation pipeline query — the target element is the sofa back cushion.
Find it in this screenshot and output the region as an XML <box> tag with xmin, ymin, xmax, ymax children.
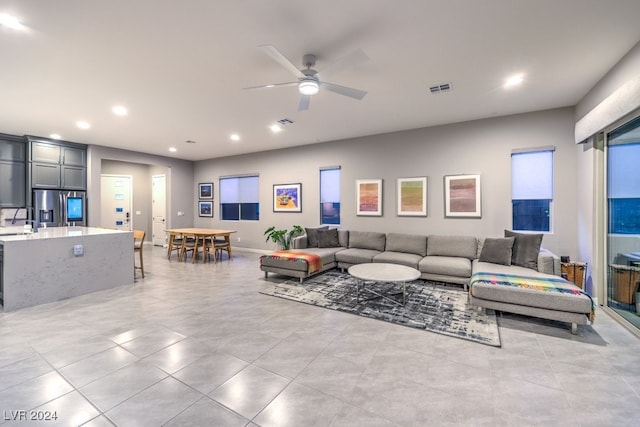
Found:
<box><xmin>348</xmin><ymin>231</ymin><xmax>386</xmax><ymax>251</ymax></box>
<box><xmin>427</xmin><ymin>235</ymin><xmax>477</xmax><ymax>260</ymax></box>
<box><xmin>505</xmin><ymin>230</ymin><xmax>543</xmax><ymax>270</ymax></box>
<box><xmin>317</xmin><ymin>228</ymin><xmax>340</xmax><ymax>248</ymax></box>
<box><xmin>385</xmin><ymin>233</ymin><xmax>427</xmax><ymax>256</ymax></box>
<box><xmin>338</xmin><ymin>230</ymin><xmax>349</xmax><ymax>248</ymax></box>
<box><xmin>305</xmin><ymin>226</ymin><xmax>329</xmax><ymax>247</ymax></box>
<box><xmin>478</xmin><ymin>237</ymin><xmax>515</xmax><ymax>266</ymax></box>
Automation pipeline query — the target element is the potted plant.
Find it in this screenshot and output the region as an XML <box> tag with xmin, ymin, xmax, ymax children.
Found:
<box><xmin>264</xmin><ymin>225</ymin><xmax>304</xmax><ymax>250</ymax></box>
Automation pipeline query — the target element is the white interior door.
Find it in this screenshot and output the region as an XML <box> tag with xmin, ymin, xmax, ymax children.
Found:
<box><xmin>100</xmin><ymin>175</ymin><xmax>132</xmax><ymax>230</ymax></box>
<box><xmin>152</xmin><ymin>174</ymin><xmax>167</xmax><ymax>246</ymax></box>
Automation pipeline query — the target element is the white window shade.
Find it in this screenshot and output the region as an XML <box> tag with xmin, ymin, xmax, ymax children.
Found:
<box><xmin>608</xmin><ymin>143</ymin><xmax>640</xmax><ymax>198</ymax></box>
<box><xmin>511</xmin><ymin>151</ymin><xmax>553</xmax><ymax>200</ymax></box>
<box><xmin>239</xmin><ymin>176</ymin><xmax>259</xmax><ymax>203</ymax></box>
<box><xmin>220</xmin><ymin>178</ymin><xmax>239</xmax><ymax>203</ymax></box>
<box><xmin>220</xmin><ymin>176</ymin><xmax>259</xmax><ymax>203</ymax></box>
<box><xmin>320</xmin><ymin>168</ymin><xmax>340</xmax><ymax>202</ymax></box>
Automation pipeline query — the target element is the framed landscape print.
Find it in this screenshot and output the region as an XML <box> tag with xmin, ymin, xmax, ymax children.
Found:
<box><xmin>356</xmin><ymin>179</ymin><xmax>382</xmax><ymax>216</ymax></box>
<box><xmin>273</xmin><ymin>183</ymin><xmax>302</xmax><ymax>212</ymax></box>
<box><xmin>198</xmin><ymin>182</ymin><xmax>213</xmax><ymax>200</ymax></box>
<box><xmin>397</xmin><ymin>177</ymin><xmax>427</xmax><ymax>216</ymax></box>
<box><xmin>444</xmin><ymin>174</ymin><xmax>481</xmax><ymax>218</ymax></box>
<box><xmin>198</xmin><ymin>201</ymin><xmax>213</xmax><ymax>217</ymax></box>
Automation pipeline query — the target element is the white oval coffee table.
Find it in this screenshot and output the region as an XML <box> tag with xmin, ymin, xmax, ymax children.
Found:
<box><xmin>348</xmin><ymin>263</ymin><xmax>421</xmax><ymax>305</ymax></box>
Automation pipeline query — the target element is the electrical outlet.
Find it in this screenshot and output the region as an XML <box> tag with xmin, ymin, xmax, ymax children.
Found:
<box><xmin>237</xmin><ymin>237</ymin><xmax>241</xmax><ymax>242</ymax></box>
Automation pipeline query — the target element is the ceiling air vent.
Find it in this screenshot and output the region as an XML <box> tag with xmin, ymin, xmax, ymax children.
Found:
<box><xmin>429</xmin><ymin>83</ymin><xmax>452</xmax><ymax>94</ymax></box>
<box><xmin>277</xmin><ymin>118</ymin><xmax>294</xmax><ymax>125</ymax></box>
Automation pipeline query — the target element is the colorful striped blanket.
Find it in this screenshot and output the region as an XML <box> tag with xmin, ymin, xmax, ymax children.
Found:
<box><xmin>263</xmin><ymin>251</ymin><xmax>323</xmax><ymax>275</ymax></box>
<box><xmin>470</xmin><ymin>272</ymin><xmax>595</xmax><ymax>322</ymax></box>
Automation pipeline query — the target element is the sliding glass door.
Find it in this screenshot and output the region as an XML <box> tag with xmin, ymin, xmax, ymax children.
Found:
<box><xmin>606</xmin><ymin>116</ymin><xmax>640</xmax><ymax>329</ymax></box>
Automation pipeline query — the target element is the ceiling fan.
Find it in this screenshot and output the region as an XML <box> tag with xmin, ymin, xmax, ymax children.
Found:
<box><xmin>244</xmin><ymin>45</ymin><xmax>369</xmax><ymax>111</ymax></box>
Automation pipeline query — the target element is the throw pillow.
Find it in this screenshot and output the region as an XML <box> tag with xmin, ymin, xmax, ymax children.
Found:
<box><xmin>317</xmin><ymin>228</ymin><xmax>340</xmax><ymax>248</ymax></box>
<box><xmin>479</xmin><ymin>237</ymin><xmax>515</xmax><ymax>266</ymax></box>
<box><xmin>305</xmin><ymin>226</ymin><xmax>328</xmax><ymax>247</ymax></box>
<box><xmin>504</xmin><ymin>230</ymin><xmax>543</xmax><ymax>270</ymax></box>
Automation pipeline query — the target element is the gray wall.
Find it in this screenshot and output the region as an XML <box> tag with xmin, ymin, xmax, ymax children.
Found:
<box><xmin>87</xmin><ymin>145</ymin><xmax>194</xmax><ymax>236</ymax></box>
<box><xmin>194</xmin><ymin>107</ymin><xmax>579</xmax><ymax>256</ymax></box>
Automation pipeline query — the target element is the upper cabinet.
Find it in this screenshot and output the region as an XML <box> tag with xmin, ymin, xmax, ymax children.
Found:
<box><xmin>28</xmin><ymin>137</ymin><xmax>87</xmax><ymax>190</ymax></box>
<box><xmin>0</xmin><ymin>135</ymin><xmax>26</xmax><ymax>207</ymax></box>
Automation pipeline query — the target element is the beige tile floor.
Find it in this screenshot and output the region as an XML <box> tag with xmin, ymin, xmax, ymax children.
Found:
<box><xmin>1</xmin><ymin>245</ymin><xmax>639</xmax><ymax>426</ymax></box>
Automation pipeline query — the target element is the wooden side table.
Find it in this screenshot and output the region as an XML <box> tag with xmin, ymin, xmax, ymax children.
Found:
<box><xmin>561</xmin><ymin>261</ymin><xmax>587</xmax><ymax>289</ymax></box>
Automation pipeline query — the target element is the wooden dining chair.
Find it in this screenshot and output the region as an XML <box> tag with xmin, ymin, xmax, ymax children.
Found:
<box><xmin>214</xmin><ymin>237</ymin><xmax>232</xmax><ymax>261</ymax></box>
<box><xmin>133</xmin><ymin>230</ymin><xmax>146</xmax><ymax>278</ymax></box>
<box><xmin>167</xmin><ymin>232</ymin><xmax>183</xmax><ymax>260</ymax></box>
<box><xmin>180</xmin><ymin>234</ymin><xmax>198</xmax><ymax>262</ymax></box>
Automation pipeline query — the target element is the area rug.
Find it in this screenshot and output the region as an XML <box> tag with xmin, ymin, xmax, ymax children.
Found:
<box><xmin>260</xmin><ymin>270</ymin><xmax>501</xmax><ymax>347</ymax></box>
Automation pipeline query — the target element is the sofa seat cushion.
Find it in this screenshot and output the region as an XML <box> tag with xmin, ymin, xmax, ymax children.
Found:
<box><xmin>335</xmin><ymin>248</ymin><xmax>382</xmax><ymax>264</ymax></box>
<box><xmin>470</xmin><ymin>260</ymin><xmax>592</xmax><ymax>314</ymax></box>
<box><xmin>427</xmin><ymin>235</ymin><xmax>477</xmax><ymax>260</ymax></box>
<box><xmin>373</xmin><ymin>251</ymin><xmax>422</xmax><ymax>269</ymax></box>
<box><xmin>419</xmin><ymin>256</ymin><xmax>472</xmax><ymax>278</ymax></box>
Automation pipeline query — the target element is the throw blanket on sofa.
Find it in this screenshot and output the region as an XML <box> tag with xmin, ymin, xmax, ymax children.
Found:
<box><xmin>469</xmin><ymin>272</ymin><xmax>595</xmax><ymax>322</ymax></box>
<box><xmin>264</xmin><ymin>251</ymin><xmax>323</xmax><ymax>275</ymax></box>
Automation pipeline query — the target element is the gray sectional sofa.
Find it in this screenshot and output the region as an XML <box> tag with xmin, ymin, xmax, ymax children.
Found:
<box><xmin>260</xmin><ymin>228</ymin><xmax>594</xmax><ymax>333</ymax></box>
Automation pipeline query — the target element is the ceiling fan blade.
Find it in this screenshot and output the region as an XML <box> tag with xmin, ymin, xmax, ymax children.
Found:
<box><xmin>298</xmin><ymin>95</ymin><xmax>310</xmax><ymax>111</ymax></box>
<box><xmin>243</xmin><ymin>82</ymin><xmax>298</xmax><ymax>90</ymax></box>
<box><xmin>317</xmin><ymin>48</ymin><xmax>368</xmax><ymax>79</ymax></box>
<box><xmin>320</xmin><ymin>82</ymin><xmax>368</xmax><ymax>100</ymax></box>
<box><xmin>259</xmin><ymin>45</ymin><xmax>305</xmax><ymax>79</ymax></box>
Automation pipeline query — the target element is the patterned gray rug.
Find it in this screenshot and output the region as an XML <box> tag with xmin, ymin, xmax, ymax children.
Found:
<box><xmin>260</xmin><ymin>269</ymin><xmax>501</xmax><ymax>347</ymax></box>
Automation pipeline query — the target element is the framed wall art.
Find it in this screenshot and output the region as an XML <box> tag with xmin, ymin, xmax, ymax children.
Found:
<box><xmin>397</xmin><ymin>177</ymin><xmax>427</xmax><ymax>216</ymax></box>
<box><xmin>444</xmin><ymin>174</ymin><xmax>481</xmax><ymax>218</ymax></box>
<box><xmin>356</xmin><ymin>179</ymin><xmax>383</xmax><ymax>216</ymax></box>
<box><xmin>273</xmin><ymin>183</ymin><xmax>302</xmax><ymax>212</ymax></box>
<box><xmin>198</xmin><ymin>201</ymin><xmax>213</xmax><ymax>217</ymax></box>
<box><xmin>198</xmin><ymin>182</ymin><xmax>213</xmax><ymax>200</ymax></box>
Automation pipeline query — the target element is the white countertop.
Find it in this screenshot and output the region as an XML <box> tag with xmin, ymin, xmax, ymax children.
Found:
<box><xmin>0</xmin><ymin>226</ymin><xmax>129</xmax><ymax>242</ymax></box>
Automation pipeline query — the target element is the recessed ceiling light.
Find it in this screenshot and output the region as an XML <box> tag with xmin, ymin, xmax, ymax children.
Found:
<box><xmin>269</xmin><ymin>124</ymin><xmax>282</xmax><ymax>133</ymax></box>
<box><xmin>169</xmin><ymin>147</ymin><xmax>177</xmax><ymax>152</ymax></box>
<box><xmin>76</xmin><ymin>120</ymin><xmax>91</xmax><ymax>129</ymax></box>
<box><xmin>230</xmin><ymin>133</ymin><xmax>240</xmax><ymax>141</ymax></box>
<box><xmin>112</xmin><ymin>105</ymin><xmax>128</xmax><ymax>116</ymax></box>
<box><xmin>49</xmin><ymin>133</ymin><xmax>62</xmax><ymax>140</ymax></box>
<box><xmin>504</xmin><ymin>73</ymin><xmax>525</xmax><ymax>89</ymax></box>
<box><xmin>0</xmin><ymin>13</ymin><xmax>26</xmax><ymax>31</ymax></box>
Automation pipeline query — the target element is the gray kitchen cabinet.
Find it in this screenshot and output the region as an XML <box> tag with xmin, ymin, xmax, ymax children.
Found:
<box><xmin>0</xmin><ymin>139</ymin><xmax>26</xmax><ymax>162</ymax></box>
<box><xmin>31</xmin><ymin>163</ymin><xmax>61</xmax><ymax>188</ymax></box>
<box><xmin>62</xmin><ymin>165</ymin><xmax>85</xmax><ymax>189</ymax></box>
<box><xmin>0</xmin><ymin>160</ymin><xmax>26</xmax><ymax>207</ymax></box>
<box><xmin>31</xmin><ymin>142</ymin><xmax>61</xmax><ymax>163</ymax></box>
<box><xmin>62</xmin><ymin>146</ymin><xmax>86</xmax><ymax>167</ymax></box>
<box><xmin>0</xmin><ymin>136</ymin><xmax>26</xmax><ymax>207</ymax></box>
<box><xmin>28</xmin><ymin>137</ymin><xmax>87</xmax><ymax>190</ymax></box>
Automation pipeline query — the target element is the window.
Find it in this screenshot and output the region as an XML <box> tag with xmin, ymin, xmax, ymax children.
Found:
<box><xmin>219</xmin><ymin>175</ymin><xmax>259</xmax><ymax>221</ymax></box>
<box><xmin>320</xmin><ymin>167</ymin><xmax>340</xmax><ymax>225</ymax></box>
<box><xmin>511</xmin><ymin>149</ymin><xmax>553</xmax><ymax>232</ymax></box>
<box><xmin>608</xmin><ymin>125</ymin><xmax>640</xmax><ymax>234</ymax></box>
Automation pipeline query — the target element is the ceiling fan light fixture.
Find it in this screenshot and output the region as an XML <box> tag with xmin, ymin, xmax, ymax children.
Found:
<box><xmin>298</xmin><ymin>79</ymin><xmax>319</xmax><ymax>96</ymax></box>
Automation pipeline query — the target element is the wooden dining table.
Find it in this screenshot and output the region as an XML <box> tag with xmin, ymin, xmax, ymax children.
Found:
<box><xmin>166</xmin><ymin>228</ymin><xmax>236</xmax><ymax>263</ymax></box>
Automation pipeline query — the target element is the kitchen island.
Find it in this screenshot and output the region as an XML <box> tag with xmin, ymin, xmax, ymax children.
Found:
<box><xmin>0</xmin><ymin>227</ymin><xmax>133</xmax><ymax>311</ymax></box>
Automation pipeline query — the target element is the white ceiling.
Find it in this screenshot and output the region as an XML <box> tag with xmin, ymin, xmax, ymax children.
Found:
<box><xmin>1</xmin><ymin>0</ymin><xmax>640</xmax><ymax>161</ymax></box>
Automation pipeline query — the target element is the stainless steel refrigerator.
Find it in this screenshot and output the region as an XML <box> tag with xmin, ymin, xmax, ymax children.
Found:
<box><xmin>33</xmin><ymin>189</ymin><xmax>87</xmax><ymax>229</ymax></box>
